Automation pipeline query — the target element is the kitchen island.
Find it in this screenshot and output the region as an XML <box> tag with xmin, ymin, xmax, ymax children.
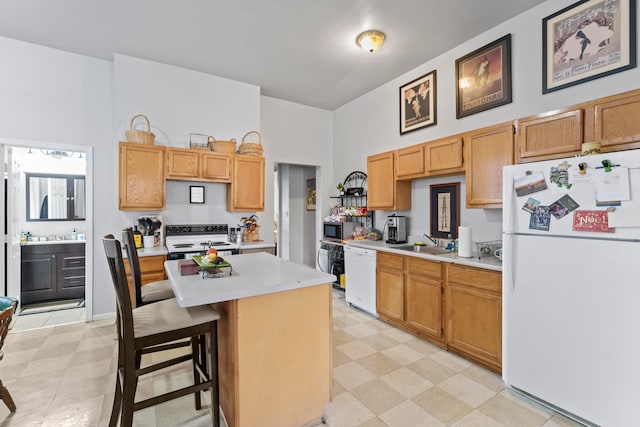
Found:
<box><xmin>165</xmin><ymin>253</ymin><xmax>335</xmax><ymax>427</ymax></box>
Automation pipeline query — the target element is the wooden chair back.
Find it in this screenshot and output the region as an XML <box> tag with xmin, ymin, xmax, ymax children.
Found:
<box><xmin>102</xmin><ymin>234</ymin><xmax>135</xmax><ymax>345</ymax></box>
<box><xmin>0</xmin><ymin>300</ymin><xmax>17</xmax><ymax>360</ymax></box>
<box><xmin>121</xmin><ymin>227</ymin><xmax>144</xmax><ymax>308</ymax></box>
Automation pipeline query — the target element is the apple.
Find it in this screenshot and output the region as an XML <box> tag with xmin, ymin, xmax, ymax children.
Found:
<box><xmin>206</xmin><ymin>248</ymin><xmax>218</xmax><ymax>256</ymax></box>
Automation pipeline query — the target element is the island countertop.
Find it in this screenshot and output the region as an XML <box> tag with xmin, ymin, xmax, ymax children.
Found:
<box><xmin>165</xmin><ymin>252</ymin><xmax>336</xmax><ymax>307</ymax></box>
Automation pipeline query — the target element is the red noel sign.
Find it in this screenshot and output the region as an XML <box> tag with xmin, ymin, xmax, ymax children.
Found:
<box><xmin>572</xmin><ymin>210</ymin><xmax>614</xmax><ymax>232</ymax></box>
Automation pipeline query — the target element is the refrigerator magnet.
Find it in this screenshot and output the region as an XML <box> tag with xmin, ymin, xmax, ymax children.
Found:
<box><xmin>522</xmin><ymin>197</ymin><xmax>540</xmax><ymax>213</ymax></box>
<box><xmin>514</xmin><ymin>171</ymin><xmax>547</xmax><ymax>197</ymax></box>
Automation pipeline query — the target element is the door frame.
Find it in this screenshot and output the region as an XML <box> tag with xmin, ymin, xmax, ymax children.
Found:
<box><xmin>0</xmin><ymin>138</ymin><xmax>93</xmax><ymax>321</ymax></box>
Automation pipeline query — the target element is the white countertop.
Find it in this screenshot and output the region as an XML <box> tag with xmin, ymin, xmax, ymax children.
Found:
<box><xmin>165</xmin><ymin>252</ymin><xmax>336</xmax><ymax>307</ymax></box>
<box><xmin>23</xmin><ymin>240</ymin><xmax>86</xmax><ymax>245</ymax></box>
<box><xmin>239</xmin><ymin>241</ymin><xmax>275</xmax><ymax>250</ymax></box>
<box><xmin>345</xmin><ymin>239</ymin><xmax>503</xmax><ymax>272</ymax></box>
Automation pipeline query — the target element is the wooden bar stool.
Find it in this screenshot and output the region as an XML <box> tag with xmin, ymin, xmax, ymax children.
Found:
<box><xmin>121</xmin><ymin>227</ymin><xmax>174</xmax><ymax>308</ymax></box>
<box><xmin>103</xmin><ymin>235</ymin><xmax>220</xmax><ymax>427</ymax></box>
<box><xmin>0</xmin><ymin>297</ymin><xmax>18</xmax><ymax>412</ymax></box>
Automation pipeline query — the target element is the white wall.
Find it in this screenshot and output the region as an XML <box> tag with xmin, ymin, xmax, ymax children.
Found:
<box><xmin>260</xmin><ymin>96</ymin><xmax>333</xmax><ymax>259</ymax></box>
<box><xmin>333</xmin><ymin>0</ymin><xmax>640</xmax><ymax>244</ymax></box>
<box><xmin>0</xmin><ymin>36</ymin><xmax>114</xmax><ymax>317</ymax></box>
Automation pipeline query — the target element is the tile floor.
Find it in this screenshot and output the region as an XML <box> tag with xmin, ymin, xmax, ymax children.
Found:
<box><xmin>0</xmin><ymin>291</ymin><xmax>586</xmax><ymax>426</ymax></box>
<box><xmin>11</xmin><ymin>307</ymin><xmax>86</xmax><ymax>332</ymax></box>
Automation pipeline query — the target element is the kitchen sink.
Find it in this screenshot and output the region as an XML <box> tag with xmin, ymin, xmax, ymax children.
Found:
<box><xmin>393</xmin><ymin>244</ymin><xmax>453</xmax><ymax>255</ymax></box>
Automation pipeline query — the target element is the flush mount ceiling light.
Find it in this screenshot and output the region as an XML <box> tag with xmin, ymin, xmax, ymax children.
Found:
<box><xmin>356</xmin><ymin>30</ymin><xmax>385</xmax><ymax>53</ymax></box>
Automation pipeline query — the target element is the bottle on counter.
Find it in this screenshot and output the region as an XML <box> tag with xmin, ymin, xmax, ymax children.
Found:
<box><xmin>133</xmin><ymin>226</ymin><xmax>143</xmax><ymax>249</ymax></box>
<box><xmin>71</xmin><ymin>228</ymin><xmax>78</xmax><ymax>240</ymax></box>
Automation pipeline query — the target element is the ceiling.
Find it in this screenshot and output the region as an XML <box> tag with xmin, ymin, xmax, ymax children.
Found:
<box><xmin>0</xmin><ymin>0</ymin><xmax>545</xmax><ymax>110</ymax></box>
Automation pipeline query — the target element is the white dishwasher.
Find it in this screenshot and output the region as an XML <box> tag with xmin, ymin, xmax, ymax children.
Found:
<box><xmin>344</xmin><ymin>245</ymin><xmax>377</xmax><ymax>317</ymax></box>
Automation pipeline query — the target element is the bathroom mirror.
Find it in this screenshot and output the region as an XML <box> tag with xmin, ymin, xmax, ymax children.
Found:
<box><xmin>26</xmin><ymin>173</ymin><xmax>86</xmax><ymax>221</ymax></box>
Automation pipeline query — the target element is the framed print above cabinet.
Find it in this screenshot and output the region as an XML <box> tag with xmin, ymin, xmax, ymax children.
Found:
<box><xmin>400</xmin><ymin>70</ymin><xmax>437</xmax><ymax>134</ymax></box>
<box><xmin>542</xmin><ymin>0</ymin><xmax>636</xmax><ymax>93</ymax></box>
<box><xmin>455</xmin><ymin>34</ymin><xmax>512</xmax><ymax>119</ymax></box>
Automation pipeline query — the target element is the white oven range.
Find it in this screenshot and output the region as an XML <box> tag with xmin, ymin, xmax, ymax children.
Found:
<box><xmin>165</xmin><ymin>223</ymin><xmax>240</xmax><ymax>260</ymax></box>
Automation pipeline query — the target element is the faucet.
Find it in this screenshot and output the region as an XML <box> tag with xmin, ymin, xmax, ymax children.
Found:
<box><xmin>422</xmin><ymin>233</ymin><xmax>439</xmax><ymax>246</ymax></box>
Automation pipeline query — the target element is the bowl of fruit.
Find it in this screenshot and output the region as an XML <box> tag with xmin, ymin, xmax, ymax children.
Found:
<box><xmin>192</xmin><ymin>249</ymin><xmax>232</xmax><ymax>277</ymax></box>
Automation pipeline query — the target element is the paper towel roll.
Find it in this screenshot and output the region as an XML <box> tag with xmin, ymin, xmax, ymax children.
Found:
<box><xmin>458</xmin><ymin>226</ymin><xmax>472</xmax><ymax>258</ymax></box>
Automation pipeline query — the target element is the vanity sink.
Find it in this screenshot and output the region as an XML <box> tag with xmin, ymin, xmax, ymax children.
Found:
<box><xmin>393</xmin><ymin>244</ymin><xmax>453</xmax><ymax>255</ymax></box>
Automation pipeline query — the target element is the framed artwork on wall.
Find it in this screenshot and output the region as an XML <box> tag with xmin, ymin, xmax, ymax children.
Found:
<box><xmin>399</xmin><ymin>70</ymin><xmax>437</xmax><ymax>134</ymax></box>
<box><xmin>430</xmin><ymin>183</ymin><xmax>460</xmax><ymax>239</ymax></box>
<box><xmin>189</xmin><ymin>185</ymin><xmax>205</xmax><ymax>204</ymax></box>
<box><xmin>542</xmin><ymin>0</ymin><xmax>637</xmax><ymax>93</ymax></box>
<box><xmin>455</xmin><ymin>34</ymin><xmax>512</xmax><ymax>119</ymax></box>
<box><xmin>306</xmin><ymin>178</ymin><xmax>316</xmax><ymax>210</ymax></box>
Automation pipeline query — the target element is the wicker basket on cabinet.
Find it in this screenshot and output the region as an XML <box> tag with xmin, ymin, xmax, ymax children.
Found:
<box><xmin>125</xmin><ymin>114</ymin><xmax>155</xmax><ymax>145</ymax></box>
<box><xmin>238</xmin><ymin>131</ymin><xmax>264</xmax><ymax>156</ymax></box>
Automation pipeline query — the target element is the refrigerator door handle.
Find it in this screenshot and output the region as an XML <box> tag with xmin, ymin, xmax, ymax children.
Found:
<box><xmin>505</xmin><ymin>234</ymin><xmax>516</xmax><ymax>292</ymax></box>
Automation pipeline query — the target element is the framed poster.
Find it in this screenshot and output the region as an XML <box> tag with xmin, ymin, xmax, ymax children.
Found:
<box><xmin>430</xmin><ymin>183</ymin><xmax>460</xmax><ymax>239</ymax></box>
<box><xmin>455</xmin><ymin>34</ymin><xmax>512</xmax><ymax>118</ymax></box>
<box><xmin>543</xmin><ymin>0</ymin><xmax>636</xmax><ymax>93</ymax></box>
<box><xmin>306</xmin><ymin>178</ymin><xmax>316</xmax><ymax>210</ymax></box>
<box><xmin>399</xmin><ymin>70</ymin><xmax>437</xmax><ymax>134</ymax></box>
<box><xmin>189</xmin><ymin>185</ymin><xmax>205</xmax><ymax>204</ymax></box>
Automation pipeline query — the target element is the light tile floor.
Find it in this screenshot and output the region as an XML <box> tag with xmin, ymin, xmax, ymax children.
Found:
<box><xmin>0</xmin><ymin>291</ymin><xmax>586</xmax><ymax>426</ymax></box>
<box><xmin>12</xmin><ymin>307</ymin><xmax>86</xmax><ymax>332</ymax></box>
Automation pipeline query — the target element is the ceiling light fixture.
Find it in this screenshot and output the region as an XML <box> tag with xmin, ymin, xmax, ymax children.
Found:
<box><xmin>356</xmin><ymin>30</ymin><xmax>385</xmax><ymax>53</ymax></box>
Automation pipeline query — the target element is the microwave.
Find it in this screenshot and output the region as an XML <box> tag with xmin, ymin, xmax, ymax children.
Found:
<box><xmin>323</xmin><ymin>221</ymin><xmax>356</xmax><ymax>241</ymax></box>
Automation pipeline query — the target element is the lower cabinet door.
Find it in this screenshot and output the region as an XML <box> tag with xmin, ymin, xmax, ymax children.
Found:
<box><xmin>406</xmin><ymin>274</ymin><xmax>442</xmax><ymax>340</ymax></box>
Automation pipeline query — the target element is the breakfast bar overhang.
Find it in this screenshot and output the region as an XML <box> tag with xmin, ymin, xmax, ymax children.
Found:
<box><xmin>165</xmin><ymin>252</ymin><xmax>335</xmax><ymax>427</ymax></box>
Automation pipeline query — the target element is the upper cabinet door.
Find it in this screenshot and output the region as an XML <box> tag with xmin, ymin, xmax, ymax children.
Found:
<box><xmin>465</xmin><ymin>122</ymin><xmax>514</xmax><ymax>209</ymax></box>
<box><xmin>517</xmin><ymin>109</ymin><xmax>583</xmax><ymax>163</ymax></box>
<box><xmin>367</xmin><ymin>151</ymin><xmax>411</xmax><ymax>211</ymax></box>
<box><xmin>395</xmin><ymin>144</ymin><xmax>425</xmax><ymax>179</ymax></box>
<box><xmin>425</xmin><ymin>136</ymin><xmax>464</xmax><ymax>175</ymax></box>
<box><xmin>227</xmin><ymin>155</ymin><xmax>264</xmax><ymax>211</ymax></box>
<box><xmin>119</xmin><ymin>142</ymin><xmax>166</xmax><ymax>211</ymax></box>
<box><xmin>201</xmin><ymin>152</ymin><xmax>232</xmax><ymax>182</ymax></box>
<box><xmin>593</xmin><ymin>91</ymin><xmax>640</xmax><ymax>151</ymax></box>
<box><xmin>166</xmin><ymin>147</ymin><xmax>200</xmax><ymax>179</ymax></box>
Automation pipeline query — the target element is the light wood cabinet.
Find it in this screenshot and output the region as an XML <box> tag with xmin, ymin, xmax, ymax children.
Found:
<box><xmin>445</xmin><ymin>264</ymin><xmax>502</xmax><ymax>373</ymax></box>
<box><xmin>464</xmin><ymin>122</ymin><xmax>514</xmax><ymax>209</ymax></box>
<box><xmin>123</xmin><ymin>254</ymin><xmax>167</xmax><ymax>305</ymax></box>
<box><xmin>376</xmin><ymin>252</ymin><xmax>405</xmax><ymax>322</ymax></box>
<box><xmin>517</xmin><ymin>109</ymin><xmax>583</xmax><ymax>163</ymax></box>
<box><xmin>227</xmin><ymin>155</ymin><xmax>265</xmax><ymax>211</ymax></box>
<box><xmin>425</xmin><ymin>136</ymin><xmax>464</xmax><ymax>176</ymax></box>
<box><xmin>396</xmin><ymin>144</ymin><xmax>425</xmax><ymax>179</ymax></box>
<box><xmin>406</xmin><ymin>257</ymin><xmax>443</xmax><ymax>342</ymax></box>
<box><xmin>166</xmin><ymin>148</ymin><xmax>232</xmax><ymax>183</ymax></box>
<box><xmin>396</xmin><ymin>136</ymin><xmax>464</xmax><ymax>180</ymax></box>
<box><xmin>119</xmin><ymin>142</ymin><xmax>166</xmax><ymax>211</ymax></box>
<box><xmin>593</xmin><ymin>90</ymin><xmax>640</xmax><ymax>151</ymax></box>
<box><xmin>367</xmin><ymin>151</ymin><xmax>411</xmax><ymax>211</ymax></box>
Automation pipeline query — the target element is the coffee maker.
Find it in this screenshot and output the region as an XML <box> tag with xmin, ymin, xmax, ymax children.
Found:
<box><xmin>386</xmin><ymin>215</ymin><xmax>407</xmax><ymax>244</ymax></box>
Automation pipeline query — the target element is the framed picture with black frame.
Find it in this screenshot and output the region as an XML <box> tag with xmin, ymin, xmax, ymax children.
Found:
<box><xmin>189</xmin><ymin>185</ymin><xmax>205</xmax><ymax>204</ymax></box>
<box><xmin>430</xmin><ymin>183</ymin><xmax>460</xmax><ymax>239</ymax></box>
<box><xmin>455</xmin><ymin>34</ymin><xmax>512</xmax><ymax>119</ymax></box>
<box><xmin>399</xmin><ymin>69</ymin><xmax>437</xmax><ymax>134</ymax></box>
<box><xmin>542</xmin><ymin>0</ymin><xmax>636</xmax><ymax>93</ymax></box>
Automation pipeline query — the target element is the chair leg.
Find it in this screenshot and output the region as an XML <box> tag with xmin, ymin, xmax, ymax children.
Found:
<box><xmin>109</xmin><ymin>373</ymin><xmax>122</xmax><ymax>427</ymax></box>
<box><xmin>0</xmin><ymin>380</ymin><xmax>16</xmax><ymax>412</ymax></box>
<box><xmin>210</xmin><ymin>323</ymin><xmax>220</xmax><ymax>427</ymax></box>
<box><xmin>121</xmin><ymin>354</ymin><xmax>138</xmax><ymax>426</ymax></box>
<box><xmin>191</xmin><ymin>336</ymin><xmax>202</xmax><ymax>410</ymax></box>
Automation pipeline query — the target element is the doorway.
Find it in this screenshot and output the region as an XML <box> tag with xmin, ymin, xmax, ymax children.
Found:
<box><xmin>275</xmin><ymin>163</ymin><xmax>320</xmax><ymax>268</ymax></box>
<box><xmin>1</xmin><ymin>140</ymin><xmax>93</xmax><ymax>330</ymax></box>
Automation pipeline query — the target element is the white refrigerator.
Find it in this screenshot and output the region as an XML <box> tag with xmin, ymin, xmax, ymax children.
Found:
<box><xmin>502</xmin><ymin>150</ymin><xmax>640</xmax><ymax>427</ymax></box>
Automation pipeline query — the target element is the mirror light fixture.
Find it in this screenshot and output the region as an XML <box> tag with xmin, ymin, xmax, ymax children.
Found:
<box><xmin>356</xmin><ymin>30</ymin><xmax>385</xmax><ymax>53</ymax></box>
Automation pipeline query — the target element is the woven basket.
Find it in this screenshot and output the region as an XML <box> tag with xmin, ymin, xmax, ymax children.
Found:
<box><xmin>238</xmin><ymin>131</ymin><xmax>264</xmax><ymax>156</ymax></box>
<box><xmin>125</xmin><ymin>114</ymin><xmax>155</xmax><ymax>145</ymax></box>
<box><xmin>243</xmin><ymin>229</ymin><xmax>259</xmax><ymax>242</ymax></box>
<box><xmin>190</xmin><ymin>133</ymin><xmax>210</xmax><ymax>150</ymax></box>
<box><xmin>208</xmin><ymin>136</ymin><xmax>237</xmax><ymax>154</ymax></box>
